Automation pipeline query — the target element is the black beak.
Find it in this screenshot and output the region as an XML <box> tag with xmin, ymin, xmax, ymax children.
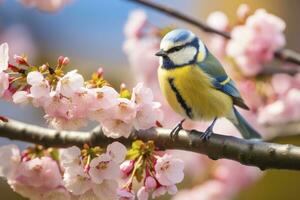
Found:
<box><xmin>155</xmin><ymin>49</ymin><xmax>167</xmax><ymax>57</ymax></box>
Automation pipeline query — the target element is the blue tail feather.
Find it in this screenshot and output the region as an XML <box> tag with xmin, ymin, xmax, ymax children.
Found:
<box><xmin>232</xmin><ymin>107</ymin><xmax>261</xmax><ymax>139</ymax></box>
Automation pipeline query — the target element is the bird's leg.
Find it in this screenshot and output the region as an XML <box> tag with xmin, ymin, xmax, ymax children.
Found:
<box><xmin>201</xmin><ymin>117</ymin><xmax>218</xmax><ymax>140</ymax></box>
<box><xmin>170</xmin><ymin>119</ymin><xmax>185</xmax><ymax>140</ymax></box>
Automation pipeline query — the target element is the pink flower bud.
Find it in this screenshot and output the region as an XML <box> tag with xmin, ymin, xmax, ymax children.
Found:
<box><xmin>14</xmin><ymin>55</ymin><xmax>28</xmax><ymax>66</ymax></box>
<box><xmin>97</xmin><ymin>67</ymin><xmax>104</xmax><ymax>76</ymax></box>
<box><xmin>145</xmin><ymin>176</ymin><xmax>157</xmax><ymax>190</ymax></box>
<box><xmin>58</xmin><ymin>56</ymin><xmax>70</xmax><ymax>66</ymax></box>
<box><xmin>120</xmin><ymin>160</ymin><xmax>134</xmax><ymax>176</ymax></box>
<box><xmin>237</xmin><ymin>4</ymin><xmax>251</xmax><ymax>21</ymax></box>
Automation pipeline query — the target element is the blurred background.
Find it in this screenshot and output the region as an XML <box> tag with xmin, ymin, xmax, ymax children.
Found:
<box><xmin>1</xmin><ymin>0</ymin><xmax>300</xmax><ymax>199</ymax></box>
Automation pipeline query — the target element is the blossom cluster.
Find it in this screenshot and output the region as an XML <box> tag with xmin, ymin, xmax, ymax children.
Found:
<box><xmin>207</xmin><ymin>4</ymin><xmax>286</xmax><ymax>77</ymax></box>
<box><xmin>0</xmin><ymin>42</ymin><xmax>163</xmax><ymax>138</ymax></box>
<box><xmin>118</xmin><ymin>141</ymin><xmax>184</xmax><ymax>200</ymax></box>
<box><xmin>0</xmin><ymin>142</ymin><xmax>125</xmax><ymax>199</ymax></box>
<box><xmin>0</xmin><ymin>141</ymin><xmax>184</xmax><ymax>200</ymax></box>
<box><xmin>205</xmin><ymin>5</ymin><xmax>300</xmax><ymax>126</ymax></box>
<box><xmin>257</xmin><ymin>73</ymin><xmax>300</xmax><ymax>125</ymax></box>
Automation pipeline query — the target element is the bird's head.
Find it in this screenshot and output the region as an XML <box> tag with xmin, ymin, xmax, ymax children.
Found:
<box><xmin>156</xmin><ymin>29</ymin><xmax>206</xmax><ymax>69</ymax></box>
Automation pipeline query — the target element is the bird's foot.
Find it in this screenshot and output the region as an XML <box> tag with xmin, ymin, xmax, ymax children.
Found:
<box><xmin>201</xmin><ymin>128</ymin><xmax>213</xmax><ymax>140</ymax></box>
<box><xmin>200</xmin><ymin>126</ymin><xmax>213</xmax><ymax>141</ymax></box>
<box><xmin>200</xmin><ymin>117</ymin><xmax>217</xmax><ymax>141</ymax></box>
<box><xmin>170</xmin><ymin>119</ymin><xmax>185</xmax><ymax>140</ymax></box>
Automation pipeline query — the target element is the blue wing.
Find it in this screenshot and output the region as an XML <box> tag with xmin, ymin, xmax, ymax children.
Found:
<box><xmin>197</xmin><ymin>51</ymin><xmax>249</xmax><ymax>110</ymax></box>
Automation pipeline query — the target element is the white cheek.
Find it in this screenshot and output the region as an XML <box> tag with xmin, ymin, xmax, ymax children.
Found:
<box><xmin>159</xmin><ymin>57</ymin><xmax>163</xmax><ymax>66</ymax></box>
<box><xmin>168</xmin><ymin>46</ymin><xmax>197</xmax><ymax>65</ymax></box>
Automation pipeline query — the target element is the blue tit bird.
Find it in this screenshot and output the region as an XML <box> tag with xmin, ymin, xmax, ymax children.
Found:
<box><xmin>156</xmin><ymin>28</ymin><xmax>261</xmax><ymax>140</ymax></box>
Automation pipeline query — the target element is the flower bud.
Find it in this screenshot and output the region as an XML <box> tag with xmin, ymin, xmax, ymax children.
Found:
<box><xmin>145</xmin><ymin>176</ymin><xmax>157</xmax><ymax>190</ymax></box>
<box><xmin>58</xmin><ymin>56</ymin><xmax>70</xmax><ymax>66</ymax></box>
<box><xmin>97</xmin><ymin>68</ymin><xmax>104</xmax><ymax>76</ymax></box>
<box><xmin>120</xmin><ymin>160</ymin><xmax>134</xmax><ymax>177</ymax></box>
<box><xmin>237</xmin><ymin>4</ymin><xmax>251</xmax><ymax>23</ymax></box>
<box><xmin>14</xmin><ymin>55</ymin><xmax>29</xmax><ymax>66</ymax></box>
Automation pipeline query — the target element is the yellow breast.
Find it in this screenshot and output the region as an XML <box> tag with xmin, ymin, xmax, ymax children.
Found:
<box><xmin>157</xmin><ymin>65</ymin><xmax>233</xmax><ymax>121</ymax></box>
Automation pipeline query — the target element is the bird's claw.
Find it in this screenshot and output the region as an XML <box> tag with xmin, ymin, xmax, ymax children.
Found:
<box><xmin>170</xmin><ymin>126</ymin><xmax>180</xmax><ymax>140</ymax></box>
<box><xmin>200</xmin><ymin>117</ymin><xmax>217</xmax><ymax>141</ymax></box>
<box><xmin>200</xmin><ymin>127</ymin><xmax>213</xmax><ymax>141</ymax></box>
<box><xmin>170</xmin><ymin>119</ymin><xmax>185</xmax><ymax>141</ymax></box>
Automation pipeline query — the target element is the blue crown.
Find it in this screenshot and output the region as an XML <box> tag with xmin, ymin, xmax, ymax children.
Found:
<box><xmin>163</xmin><ymin>29</ymin><xmax>194</xmax><ymax>43</ymax></box>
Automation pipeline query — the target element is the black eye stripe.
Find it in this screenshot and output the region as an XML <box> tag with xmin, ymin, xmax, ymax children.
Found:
<box><xmin>166</xmin><ymin>45</ymin><xmax>185</xmax><ymax>53</ymax></box>
<box><xmin>166</xmin><ymin>37</ymin><xmax>200</xmax><ymax>54</ymax></box>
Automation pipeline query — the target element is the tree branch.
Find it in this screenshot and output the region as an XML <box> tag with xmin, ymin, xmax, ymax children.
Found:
<box><xmin>127</xmin><ymin>0</ymin><xmax>300</xmax><ymax>66</ymax></box>
<box><xmin>1</xmin><ymin>119</ymin><xmax>300</xmax><ymax>170</ymax></box>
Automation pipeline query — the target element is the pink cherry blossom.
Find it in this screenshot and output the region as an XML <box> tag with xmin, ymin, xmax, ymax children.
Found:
<box><xmin>46</xmin><ymin>115</ymin><xmax>88</xmax><ymax>130</ymax></box>
<box><xmin>1</xmin><ymin>25</ymin><xmax>37</xmax><ymax>63</ymax></box>
<box><xmin>155</xmin><ymin>154</ymin><xmax>184</xmax><ymax>186</ymax></box>
<box><xmin>257</xmin><ymin>73</ymin><xmax>300</xmax><ymax>125</ymax></box>
<box><xmin>16</xmin><ymin>186</ymin><xmax>71</xmax><ymax>200</ymax></box>
<box><xmin>56</xmin><ymin>70</ymin><xmax>84</xmax><ymax>97</ymax></box>
<box><xmin>132</xmin><ymin>82</ymin><xmax>154</xmax><ymax>105</ymax></box>
<box><xmin>124</xmin><ymin>10</ymin><xmax>147</xmax><ymax>39</ymax></box>
<box><xmin>172</xmin><ymin>155</ymin><xmax>261</xmax><ymax>200</ymax></box>
<box><xmin>131</xmin><ymin>83</ymin><xmax>163</xmax><ymax>129</ymax></box>
<box><xmin>100</xmin><ymin>98</ymin><xmax>137</xmax><ymax>138</ymax></box>
<box><xmin>14</xmin><ymin>157</ymin><xmax>63</xmax><ymax>191</ymax></box>
<box><xmin>0</xmin><ymin>72</ymin><xmax>9</xmax><ymax>97</ymax></box>
<box><xmin>206</xmin><ymin>11</ymin><xmax>229</xmax><ymax>58</ymax></box>
<box><xmin>59</xmin><ymin>146</ymin><xmax>81</xmax><ymax>168</ymax></box>
<box><xmin>152</xmin><ymin>185</ymin><xmax>178</xmax><ymax>199</ymax></box>
<box><xmin>27</xmin><ymin>71</ymin><xmax>44</xmax><ymax>85</ymax></box>
<box><xmin>114</xmin><ymin>98</ymin><xmax>137</xmax><ymax>123</ymax></box>
<box><xmin>89</xmin><ymin>154</ymin><xmax>120</xmax><ymax>184</ymax></box>
<box><xmin>42</xmin><ymin>188</ymin><xmax>71</xmax><ymax>200</ymax></box>
<box><xmin>258</xmin><ymin>91</ymin><xmax>299</xmax><ymax>125</ymax></box>
<box><xmin>0</xmin><ymin>144</ymin><xmax>21</xmax><ymax>178</ymax></box>
<box><xmin>227</xmin><ymin>9</ymin><xmax>286</xmax><ymax>76</ymax></box>
<box><xmin>11</xmin><ymin>183</ymin><xmax>55</xmax><ymax>200</ymax></box>
<box><xmin>125</xmin><ymin>37</ymin><xmax>160</xmax><ymax>89</ymax></box>
<box><xmin>271</xmin><ymin>73</ymin><xmax>294</xmax><ymax>96</ymax></box>
<box><xmin>171</xmin><ymin>180</ymin><xmax>226</xmax><ymax>200</ymax></box>
<box><xmin>12</xmin><ymin>91</ymin><xmax>29</xmax><ymax>104</ymax></box>
<box><xmin>117</xmin><ymin>188</ymin><xmax>135</xmax><ymax>200</ymax></box>
<box><xmin>237</xmin><ymin>79</ymin><xmax>265</xmax><ymax>110</ymax></box>
<box><xmin>106</xmin><ymin>142</ymin><xmax>127</xmax><ymax>164</ymax></box>
<box><xmin>134</xmin><ymin>102</ymin><xmax>163</xmax><ymax>130</ymax></box>
<box><xmin>88</xmin><ymin>86</ymin><xmax>119</xmax><ymax>111</ymax></box>
<box><xmin>0</xmin><ymin>42</ymin><xmax>9</xmax><ymax>72</ymax></box>
<box><xmin>101</xmin><ymin>118</ymin><xmax>133</xmax><ymax>138</ymax></box>
<box><xmin>207</xmin><ymin>11</ymin><xmax>229</xmax><ymax>32</ymax></box>
<box><xmin>123</xmin><ymin>10</ymin><xmax>160</xmax><ymax>90</ymax></box>
<box><xmin>29</xmin><ymin>78</ymin><xmax>50</xmax><ymax>99</ymax></box>
<box><xmin>63</xmin><ymin>166</ymin><xmax>91</xmax><ymax>195</ymax></box>
<box><xmin>137</xmin><ymin>186</ymin><xmax>149</xmax><ymax>200</ymax></box>
<box><xmin>213</xmin><ymin>160</ymin><xmax>262</xmax><ymax>195</ymax></box>
<box><xmin>91</xmin><ymin>179</ymin><xmax>118</xmax><ymax>200</ymax></box>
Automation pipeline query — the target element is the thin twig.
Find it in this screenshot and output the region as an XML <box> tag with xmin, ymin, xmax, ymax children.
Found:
<box><xmin>126</xmin><ymin>0</ymin><xmax>300</xmax><ymax>66</ymax></box>
<box><xmin>1</xmin><ymin>119</ymin><xmax>300</xmax><ymax>170</ymax></box>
